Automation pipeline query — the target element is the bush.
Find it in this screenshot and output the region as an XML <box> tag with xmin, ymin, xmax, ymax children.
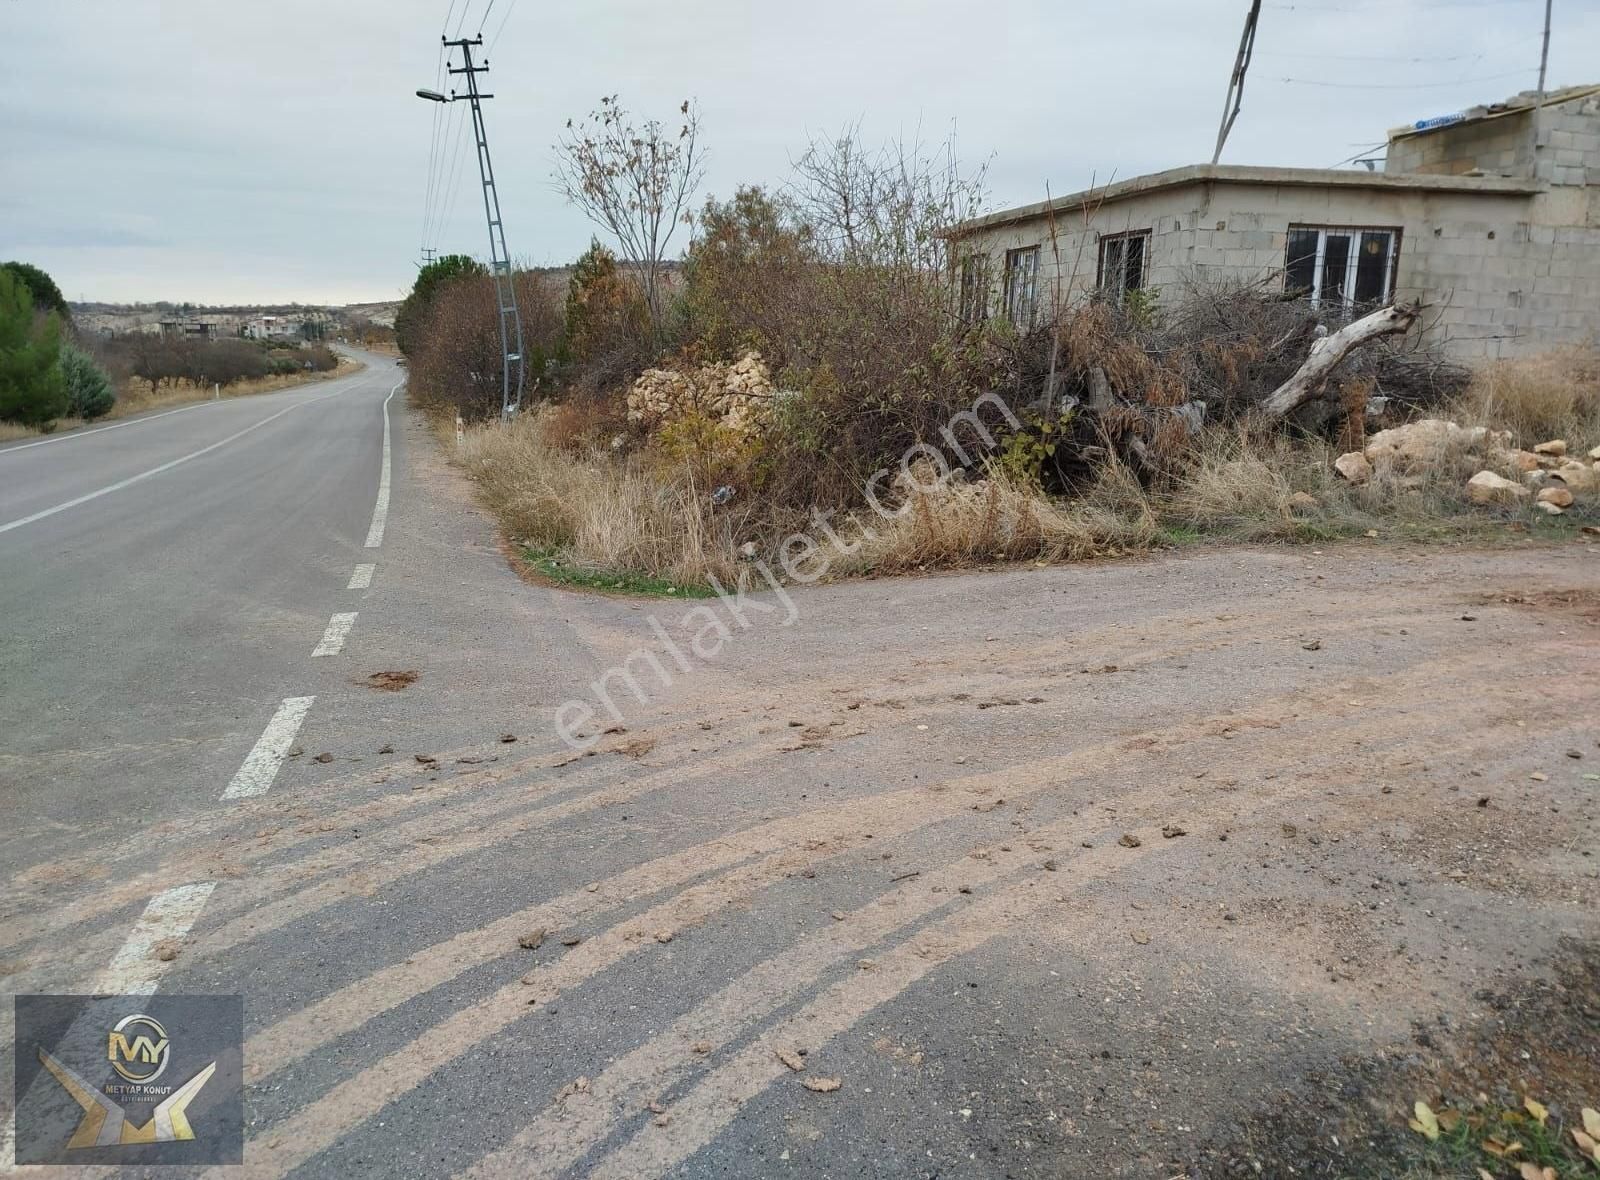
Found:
<box><xmin>1</xmin><ymin>261</ymin><xmax>69</xmax><ymax>321</ymax></box>
<box><xmin>396</xmin><ymin>254</ymin><xmax>485</xmax><ymax>358</ymax></box>
<box><xmin>408</xmin><ymin>270</ymin><xmax>565</xmax><ymax>420</ymax></box>
<box><xmin>0</xmin><ymin>269</ymin><xmax>67</xmax><ymax>426</ymax></box>
<box><xmin>60</xmin><ymin>344</ymin><xmax>116</xmax><ymax>419</ymax></box>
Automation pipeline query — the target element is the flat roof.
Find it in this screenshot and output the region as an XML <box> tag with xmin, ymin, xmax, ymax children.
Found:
<box><xmin>947</xmin><ymin>163</ymin><xmax>1543</xmax><ymax>236</ymax></box>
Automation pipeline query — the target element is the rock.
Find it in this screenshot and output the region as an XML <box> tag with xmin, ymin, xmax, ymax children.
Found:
<box><xmin>691</xmin><ymin>1040</ymin><xmax>712</xmax><ymax>1055</ymax></box>
<box><xmin>654</xmin><ymin>929</ymin><xmax>674</xmax><ymax>944</ymax></box>
<box><xmin>1365</xmin><ymin>420</ymin><xmax>1509</xmax><ymax>472</ymax></box>
<box><xmin>739</xmin><ymin>541</ymin><xmax>759</xmax><ymax>560</ymax></box>
<box><xmin>153</xmin><ymin>939</ymin><xmax>181</xmax><ymax>962</ymax></box>
<box><xmin>1161</xmin><ymin>824</ymin><xmax>1188</xmax><ymax>839</ymax></box>
<box><xmin>1589</xmin><ymin>445</ymin><xmax>1600</xmax><ymax>461</ymax></box>
<box><xmin>1466</xmin><ymin>470</ymin><xmax>1530</xmax><ymax>505</ymax></box>
<box><xmin>560</xmin><ymin>934</ymin><xmax>581</xmax><ymax>946</ymax></box>
<box><xmin>1536</xmin><ymin>501</ymin><xmax>1566</xmax><ymax>516</ymax></box>
<box><xmin>1498</xmin><ymin>449</ymin><xmax>1544</xmax><ymax>473</ymax></box>
<box><xmin>1550</xmin><ymin>464</ymin><xmax>1600</xmax><ymax>493</ymax></box>
<box><xmin>1333</xmin><ymin>452</ymin><xmax>1372</xmax><ymax>484</ymax></box>
<box><xmin>1533</xmin><ymin>439</ymin><xmax>1567</xmax><ymax>457</ymax></box>
<box><xmin>802</xmin><ymin>1076</ymin><xmax>842</xmax><ymax>1093</ymax></box>
<box><xmin>1118</xmin><ymin>833</ymin><xmax>1142</xmax><ymax>848</ymax></box>
<box><xmin>1131</xmin><ymin>930</ymin><xmax>1151</xmax><ymax>945</ymax></box>
<box><xmin>518</xmin><ymin>928</ymin><xmax>547</xmax><ymax>950</ymax></box>
<box><xmin>1538</xmin><ymin>485</ymin><xmax>1575</xmax><ymax>510</ymax></box>
<box><xmin>312</xmin><ymin>752</ymin><xmax>334</xmax><ymax>764</ymax></box>
<box><xmin>1288</xmin><ymin>491</ymin><xmax>1320</xmax><ymax>511</ymax></box>
<box><xmin>377</xmin><ymin>744</ymin><xmax>395</xmax><ymax>754</ymax></box>
<box><xmin>500</xmin><ymin>733</ymin><xmax>518</xmax><ymax>743</ymax></box>
<box><xmin>1301</xmin><ymin>639</ymin><xmax>1322</xmax><ymax>651</ymax></box>
<box><xmin>775</xmin><ymin>1048</ymin><xmax>806</xmax><ymax>1072</ymax></box>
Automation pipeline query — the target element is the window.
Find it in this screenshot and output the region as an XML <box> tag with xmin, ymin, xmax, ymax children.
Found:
<box><xmin>1003</xmin><ymin>247</ymin><xmax>1039</xmax><ymax>328</ymax></box>
<box><xmin>1284</xmin><ymin>225</ymin><xmax>1400</xmax><ymax>310</ymax></box>
<box><xmin>1097</xmin><ymin>230</ymin><xmax>1150</xmax><ymax>304</ymax></box>
<box><xmin>958</xmin><ymin>254</ymin><xmax>989</xmax><ymax>324</ymax></box>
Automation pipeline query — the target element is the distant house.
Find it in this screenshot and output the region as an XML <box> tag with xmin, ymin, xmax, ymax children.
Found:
<box><xmin>244</xmin><ymin>315</ymin><xmax>301</xmax><ymax>341</ymax></box>
<box><xmin>947</xmin><ymin>84</ymin><xmax>1600</xmax><ymax>360</ymax></box>
<box><xmin>158</xmin><ymin>315</ymin><xmax>238</xmax><ymax>339</ymax></box>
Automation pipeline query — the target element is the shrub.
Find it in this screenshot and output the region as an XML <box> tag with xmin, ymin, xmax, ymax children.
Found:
<box><xmin>396</xmin><ymin>254</ymin><xmax>486</xmax><ymax>358</ymax></box>
<box><xmin>1</xmin><ymin>261</ymin><xmax>69</xmax><ymax>321</ymax></box>
<box><xmin>408</xmin><ymin>270</ymin><xmax>565</xmax><ymax>420</ymax></box>
<box><xmin>60</xmin><ymin>344</ymin><xmax>116</xmax><ymax>419</ymax></box>
<box><xmin>0</xmin><ymin>269</ymin><xmax>67</xmax><ymax>426</ymax></box>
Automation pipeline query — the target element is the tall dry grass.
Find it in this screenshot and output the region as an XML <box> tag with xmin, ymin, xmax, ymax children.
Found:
<box><xmin>1448</xmin><ymin>347</ymin><xmax>1600</xmax><ymax>446</ymax></box>
<box><xmin>109</xmin><ymin>358</ymin><xmax>364</xmax><ymax>418</ymax></box>
<box><xmin>455</xmin><ymin>410</ymin><xmax>743</xmax><ymax>586</ymax></box>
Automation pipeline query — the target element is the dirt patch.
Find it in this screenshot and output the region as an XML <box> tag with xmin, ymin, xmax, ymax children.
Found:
<box><xmin>364</xmin><ymin>670</ymin><xmax>420</xmax><ymax>692</ymax></box>
<box><xmin>1190</xmin><ymin>937</ymin><xmax>1600</xmax><ymax>1178</ymax></box>
<box><xmin>1477</xmin><ymin>587</ymin><xmax>1600</xmax><ymax>625</ymax></box>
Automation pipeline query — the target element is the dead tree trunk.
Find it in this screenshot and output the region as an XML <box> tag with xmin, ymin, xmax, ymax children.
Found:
<box><xmin>1259</xmin><ymin>302</ymin><xmax>1421</xmax><ymax>419</ymax></box>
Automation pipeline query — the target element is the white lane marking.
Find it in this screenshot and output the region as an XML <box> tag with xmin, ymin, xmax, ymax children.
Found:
<box><xmin>363</xmin><ymin>382</ymin><xmax>400</xmax><ymax>548</ymax></box>
<box><xmin>348</xmin><ymin>563</ymin><xmax>376</xmax><ymax>590</ymax></box>
<box><xmin>94</xmin><ymin>882</ymin><xmax>217</xmax><ymax>996</ymax></box>
<box><xmin>220</xmin><ymin>696</ymin><xmax>317</xmax><ymax>801</ymax></box>
<box><xmin>0</xmin><ymin>401</ymin><xmax>210</xmax><ymax>454</ymax></box>
<box><xmin>312</xmin><ymin>612</ymin><xmax>358</xmax><ymax>658</ymax></box>
<box><xmin>0</xmin><ymin>385</ymin><xmax>348</xmax><ymax>536</ymax></box>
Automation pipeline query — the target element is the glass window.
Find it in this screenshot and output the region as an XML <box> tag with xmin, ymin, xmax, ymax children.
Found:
<box><xmin>1098</xmin><ymin>230</ymin><xmax>1151</xmax><ymax>305</ymax></box>
<box><xmin>1003</xmin><ymin>247</ymin><xmax>1039</xmax><ymax>328</ymax></box>
<box><xmin>1283</xmin><ymin>225</ymin><xmax>1399</xmax><ymax>310</ymax></box>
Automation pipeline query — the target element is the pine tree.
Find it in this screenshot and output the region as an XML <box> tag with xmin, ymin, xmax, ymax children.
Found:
<box><xmin>0</xmin><ymin>269</ymin><xmax>68</xmax><ymax>426</ymax></box>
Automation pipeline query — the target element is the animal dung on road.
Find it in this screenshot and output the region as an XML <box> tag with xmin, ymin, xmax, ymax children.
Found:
<box><xmin>365</xmin><ymin>669</ymin><xmax>419</xmax><ymax>692</ymax></box>
<box><xmin>802</xmin><ymin>1076</ymin><xmax>842</xmax><ymax>1093</ymax></box>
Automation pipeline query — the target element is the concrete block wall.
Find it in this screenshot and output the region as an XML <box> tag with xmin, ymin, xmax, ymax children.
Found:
<box><xmin>959</xmin><ymin>177</ymin><xmax>1599</xmax><ymax>363</ymax></box>
<box><xmin>1533</xmin><ymin>95</ymin><xmax>1600</xmax><ymax>187</ymax></box>
<box><xmin>1387</xmin><ymin>112</ymin><xmax>1535</xmax><ymax>179</ymax></box>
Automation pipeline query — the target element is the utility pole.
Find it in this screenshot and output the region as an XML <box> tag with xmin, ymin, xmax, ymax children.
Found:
<box><xmin>1211</xmin><ymin>0</ymin><xmax>1263</xmax><ymax>165</ymax></box>
<box><xmin>419</xmin><ymin>246</ymin><xmax>437</xmax><ymax>269</ymax></box>
<box><xmin>419</xmin><ymin>36</ymin><xmax>525</xmax><ymax>420</ymax></box>
<box><xmin>1537</xmin><ymin>0</ymin><xmax>1553</xmax><ymax>96</ymax></box>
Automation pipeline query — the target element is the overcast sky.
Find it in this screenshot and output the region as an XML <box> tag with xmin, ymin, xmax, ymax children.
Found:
<box><xmin>3</xmin><ymin>0</ymin><xmax>1595</xmax><ymax>306</ymax></box>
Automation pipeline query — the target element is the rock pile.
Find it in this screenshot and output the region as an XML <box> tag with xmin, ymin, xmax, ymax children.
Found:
<box><xmin>1333</xmin><ymin>418</ymin><xmax>1599</xmax><ymax>514</ymax></box>
<box><xmin>627</xmin><ymin>352</ymin><xmax>778</xmax><ymax>438</ymax></box>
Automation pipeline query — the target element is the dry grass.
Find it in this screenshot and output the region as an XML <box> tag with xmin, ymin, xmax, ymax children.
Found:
<box><xmin>454</xmin><ymin>410</ymin><xmax>742</xmax><ymax>586</ymax></box>
<box><xmin>109</xmin><ymin>358</ymin><xmax>363</xmax><ymax>418</ymax></box>
<box><xmin>447</xmin><ymin>349</ymin><xmax>1599</xmax><ymax>592</ymax></box>
<box><xmin>1450</xmin><ymin>347</ymin><xmax>1600</xmax><ymax>446</ymax></box>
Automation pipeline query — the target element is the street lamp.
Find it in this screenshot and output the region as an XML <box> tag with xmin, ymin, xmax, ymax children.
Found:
<box><xmin>415</xmin><ymin>88</ymin><xmax>449</xmax><ymax>103</ymax></box>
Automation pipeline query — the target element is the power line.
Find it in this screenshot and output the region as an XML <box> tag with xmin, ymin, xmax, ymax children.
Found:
<box><xmin>1272</xmin><ymin>67</ymin><xmax>1538</xmax><ymax>89</ymax></box>
<box><xmin>477</xmin><ymin>0</ymin><xmax>497</xmax><ymax>34</ymax></box>
<box><xmin>488</xmin><ymin>0</ymin><xmax>520</xmax><ymax>52</ymax></box>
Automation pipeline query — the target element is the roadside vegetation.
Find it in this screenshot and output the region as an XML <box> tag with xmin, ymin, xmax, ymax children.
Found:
<box><xmin>0</xmin><ymin>260</ymin><xmax>354</xmax><ymax>440</ymax></box>
<box><xmin>398</xmin><ymin>107</ymin><xmax>1600</xmax><ymax>591</ymax></box>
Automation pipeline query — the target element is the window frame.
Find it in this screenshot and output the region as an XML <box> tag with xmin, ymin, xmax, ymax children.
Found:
<box><xmin>1096</xmin><ymin>229</ymin><xmax>1152</xmax><ymax>304</ymax></box>
<box><xmin>958</xmin><ymin>253</ymin><xmax>990</xmax><ymax>325</ymax></box>
<box><xmin>1284</xmin><ymin>223</ymin><xmax>1403</xmax><ymax>311</ymax></box>
<box><xmin>1003</xmin><ymin>246</ymin><xmax>1040</xmax><ymax>329</ymax></box>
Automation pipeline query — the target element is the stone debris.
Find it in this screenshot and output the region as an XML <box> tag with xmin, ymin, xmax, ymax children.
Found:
<box><xmin>1537</xmin><ymin>486</ymin><xmax>1576</xmax><ymax>508</ymax></box>
<box><xmin>775</xmin><ymin>1048</ymin><xmax>806</xmax><ymax>1072</ymax></box>
<box><xmin>627</xmin><ymin>351</ymin><xmax>783</xmax><ymax>439</ymax></box>
<box><xmin>1466</xmin><ymin>470</ymin><xmax>1530</xmax><ymax>505</ymax></box>
<box><xmin>1532</xmin><ymin>439</ymin><xmax>1567</xmax><ymax>457</ymax></box>
<box><xmin>1333</xmin><ymin>451</ymin><xmax>1372</xmax><ymax>484</ymax></box>
<box><xmin>518</xmin><ymin>928</ymin><xmax>547</xmax><ymax>950</ymax></box>
<box><xmin>802</xmin><ymin>1076</ymin><xmax>842</xmax><ymax>1093</ymax></box>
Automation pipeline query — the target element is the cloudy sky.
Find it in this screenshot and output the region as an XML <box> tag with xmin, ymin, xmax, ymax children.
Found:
<box><xmin>3</xmin><ymin>0</ymin><xmax>1595</xmax><ymax>306</ymax></box>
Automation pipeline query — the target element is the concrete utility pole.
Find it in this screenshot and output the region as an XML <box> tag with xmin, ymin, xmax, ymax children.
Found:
<box><xmin>417</xmin><ymin>36</ymin><xmax>525</xmax><ymax>420</ymax></box>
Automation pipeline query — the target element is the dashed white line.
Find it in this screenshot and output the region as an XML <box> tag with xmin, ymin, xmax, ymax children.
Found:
<box><xmin>312</xmin><ymin>612</ymin><xmax>358</xmax><ymax>658</ymax></box>
<box><xmin>363</xmin><ymin>382</ymin><xmax>399</xmax><ymax>548</ymax></box>
<box><xmin>220</xmin><ymin>696</ymin><xmax>316</xmax><ymax>800</ymax></box>
<box><xmin>0</xmin><ymin>386</ymin><xmax>347</xmax><ymax>536</ymax></box>
<box><xmin>347</xmin><ymin>563</ymin><xmax>376</xmax><ymax>590</ymax></box>
<box><xmin>94</xmin><ymin>882</ymin><xmax>217</xmax><ymax>996</ymax></box>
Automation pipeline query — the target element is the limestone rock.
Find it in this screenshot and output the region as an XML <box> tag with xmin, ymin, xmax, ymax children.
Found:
<box><xmin>1537</xmin><ymin>486</ymin><xmax>1575</xmax><ymax>508</ymax></box>
<box><xmin>1333</xmin><ymin>452</ymin><xmax>1372</xmax><ymax>484</ymax></box>
<box><xmin>1533</xmin><ymin>439</ymin><xmax>1568</xmax><ymax>457</ymax></box>
<box><xmin>1535</xmin><ymin>500</ymin><xmax>1566</xmax><ymax>516</ymax></box>
<box><xmin>1466</xmin><ymin>470</ymin><xmax>1530</xmax><ymax>505</ymax></box>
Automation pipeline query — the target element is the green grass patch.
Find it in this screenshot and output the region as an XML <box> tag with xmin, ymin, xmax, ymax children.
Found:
<box><xmin>519</xmin><ymin>546</ymin><xmax>716</xmax><ymax>599</ymax></box>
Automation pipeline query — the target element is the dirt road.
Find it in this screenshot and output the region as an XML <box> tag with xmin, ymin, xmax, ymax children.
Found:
<box><xmin>3</xmin><ymin>412</ymin><xmax>1596</xmax><ymax>1177</ymax></box>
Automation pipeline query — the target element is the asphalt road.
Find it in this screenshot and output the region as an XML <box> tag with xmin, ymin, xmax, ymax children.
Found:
<box><xmin>1</xmin><ymin>363</ymin><xmax>1596</xmax><ymax>1178</ymax></box>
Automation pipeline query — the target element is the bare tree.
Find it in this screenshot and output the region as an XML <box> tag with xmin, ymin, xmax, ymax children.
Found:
<box><xmin>555</xmin><ymin>96</ymin><xmax>705</xmax><ymax>336</ymax></box>
<box><xmin>788</xmin><ymin>123</ymin><xmax>989</xmax><ymax>274</ymax></box>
